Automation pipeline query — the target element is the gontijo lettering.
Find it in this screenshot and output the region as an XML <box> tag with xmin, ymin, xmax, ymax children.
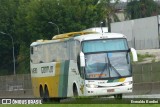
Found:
<box><xmin>32</xmin><ymin>68</ymin><xmax>37</xmax><ymax>74</ymax></box>
<box><xmin>41</xmin><ymin>66</ymin><xmax>53</xmax><ymax>73</ymax></box>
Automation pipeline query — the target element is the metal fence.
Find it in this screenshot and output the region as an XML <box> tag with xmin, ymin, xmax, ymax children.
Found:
<box><xmin>111</xmin><ymin>16</ymin><xmax>159</xmax><ymax>50</ymax></box>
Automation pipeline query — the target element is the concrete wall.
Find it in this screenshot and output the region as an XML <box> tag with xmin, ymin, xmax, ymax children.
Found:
<box><xmin>132</xmin><ymin>62</ymin><xmax>160</xmax><ymax>95</ymax></box>
<box><xmin>111</xmin><ymin>16</ymin><xmax>159</xmax><ymax>50</ymax></box>
<box><xmin>0</xmin><ymin>74</ymin><xmax>33</xmax><ymax>98</ymax></box>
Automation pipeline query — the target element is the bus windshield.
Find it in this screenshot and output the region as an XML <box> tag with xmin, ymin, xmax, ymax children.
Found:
<box><xmin>85</xmin><ymin>52</ymin><xmax>131</xmax><ymax>79</ymax></box>
<box><xmin>83</xmin><ymin>39</ymin><xmax>128</xmax><ymax>53</ymax></box>
<box><xmin>82</xmin><ymin>39</ymin><xmax>131</xmax><ymax>79</ymax></box>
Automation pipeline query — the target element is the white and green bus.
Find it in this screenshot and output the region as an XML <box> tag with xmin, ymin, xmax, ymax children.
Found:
<box><xmin>30</xmin><ymin>32</ymin><xmax>138</xmax><ymax>100</ymax></box>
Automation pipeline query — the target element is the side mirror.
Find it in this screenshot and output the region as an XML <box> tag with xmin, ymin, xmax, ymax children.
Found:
<box><xmin>130</xmin><ymin>48</ymin><xmax>138</xmax><ymax>62</ymax></box>
<box><xmin>80</xmin><ymin>52</ymin><xmax>85</xmax><ymax>67</ymax></box>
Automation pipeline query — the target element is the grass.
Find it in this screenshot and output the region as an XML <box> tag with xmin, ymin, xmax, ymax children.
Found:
<box><xmin>137</xmin><ymin>53</ymin><xmax>155</xmax><ymax>62</ymax></box>
<box><xmin>0</xmin><ymin>98</ymin><xmax>159</xmax><ymax>106</ymax></box>
<box><xmin>131</xmin><ymin>53</ymin><xmax>155</xmax><ymax>64</ymax></box>
<box><xmin>0</xmin><ymin>104</ymin><xmax>159</xmax><ymax>107</ymax></box>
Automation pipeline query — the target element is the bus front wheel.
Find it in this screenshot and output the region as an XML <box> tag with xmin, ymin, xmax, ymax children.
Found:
<box><xmin>73</xmin><ymin>84</ymin><xmax>78</xmax><ymax>97</ymax></box>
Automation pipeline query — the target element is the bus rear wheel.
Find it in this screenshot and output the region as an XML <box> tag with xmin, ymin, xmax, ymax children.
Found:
<box><xmin>39</xmin><ymin>85</ymin><xmax>44</xmax><ymax>98</ymax></box>
<box><xmin>44</xmin><ymin>86</ymin><xmax>50</xmax><ymax>102</ymax></box>
<box><xmin>114</xmin><ymin>94</ymin><xmax>122</xmax><ymax>99</ymax></box>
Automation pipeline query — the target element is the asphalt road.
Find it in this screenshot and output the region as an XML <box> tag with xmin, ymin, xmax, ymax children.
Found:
<box><xmin>124</xmin><ymin>94</ymin><xmax>160</xmax><ymax>98</ymax></box>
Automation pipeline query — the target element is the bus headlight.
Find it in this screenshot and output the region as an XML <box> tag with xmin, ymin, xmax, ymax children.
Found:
<box><xmin>122</xmin><ymin>81</ymin><xmax>132</xmax><ymax>86</ymax></box>
<box><xmin>86</xmin><ymin>84</ymin><xmax>98</xmax><ymax>88</ymax></box>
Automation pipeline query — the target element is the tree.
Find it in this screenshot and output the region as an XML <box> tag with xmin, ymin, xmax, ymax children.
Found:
<box><xmin>0</xmin><ymin>0</ymin><xmax>20</xmax><ymax>75</ymax></box>
<box><xmin>126</xmin><ymin>0</ymin><xmax>160</xmax><ymax>19</ymax></box>
<box><xmin>14</xmin><ymin>0</ymin><xmax>105</xmax><ymax>74</ymax></box>
<box><xmin>0</xmin><ymin>0</ymin><xmax>109</xmax><ymax>75</ymax></box>
<box><xmin>98</xmin><ymin>0</ymin><xmax>120</xmax><ymax>32</ymax></box>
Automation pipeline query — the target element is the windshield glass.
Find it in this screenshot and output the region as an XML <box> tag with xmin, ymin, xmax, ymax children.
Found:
<box><xmin>83</xmin><ymin>39</ymin><xmax>128</xmax><ymax>53</ymax></box>
<box><xmin>85</xmin><ymin>52</ymin><xmax>131</xmax><ymax>79</ymax></box>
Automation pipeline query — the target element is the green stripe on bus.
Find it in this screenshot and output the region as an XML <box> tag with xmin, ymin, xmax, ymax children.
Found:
<box><xmin>58</xmin><ymin>60</ymin><xmax>70</xmax><ymax>97</ymax></box>
<box><xmin>107</xmin><ymin>79</ymin><xmax>118</xmax><ymax>83</ymax></box>
<box><xmin>58</xmin><ymin>61</ymin><xmax>65</xmax><ymax>97</ymax></box>
<box><xmin>107</xmin><ymin>79</ymin><xmax>114</xmax><ymax>83</ymax></box>
<box><xmin>62</xmin><ymin>60</ymin><xmax>70</xmax><ymax>97</ymax></box>
<box><xmin>107</xmin><ymin>78</ymin><xmax>125</xmax><ymax>83</ymax></box>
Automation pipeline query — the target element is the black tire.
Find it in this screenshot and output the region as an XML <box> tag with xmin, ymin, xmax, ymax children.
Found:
<box><xmin>39</xmin><ymin>85</ymin><xmax>44</xmax><ymax>98</ymax></box>
<box><xmin>114</xmin><ymin>94</ymin><xmax>123</xmax><ymax>100</ymax></box>
<box><xmin>44</xmin><ymin>86</ymin><xmax>50</xmax><ymax>102</ymax></box>
<box><xmin>73</xmin><ymin>85</ymin><xmax>78</xmax><ymax>97</ymax></box>
<box><xmin>50</xmin><ymin>98</ymin><xmax>61</xmax><ymax>103</ymax></box>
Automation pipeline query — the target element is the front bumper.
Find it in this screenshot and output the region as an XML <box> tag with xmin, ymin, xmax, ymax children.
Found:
<box><xmin>85</xmin><ymin>85</ymin><xmax>132</xmax><ymax>96</ymax></box>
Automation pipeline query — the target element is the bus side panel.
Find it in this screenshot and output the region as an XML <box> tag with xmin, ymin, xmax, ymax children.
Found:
<box><xmin>51</xmin><ymin>62</ymin><xmax>61</xmax><ymax>97</ymax></box>
<box><xmin>58</xmin><ymin>60</ymin><xmax>70</xmax><ymax>97</ymax></box>
<box><xmin>31</xmin><ymin>77</ymin><xmax>39</xmax><ymax>97</ymax></box>
<box><xmin>67</xmin><ymin>60</ymin><xmax>85</xmax><ymax>97</ymax></box>
<box><xmin>31</xmin><ymin>76</ymin><xmax>60</xmax><ymax>97</ymax></box>
<box><xmin>31</xmin><ymin>61</ymin><xmax>70</xmax><ymax>98</ymax></box>
<box><xmin>31</xmin><ymin>62</ymin><xmax>61</xmax><ymax>98</ymax></box>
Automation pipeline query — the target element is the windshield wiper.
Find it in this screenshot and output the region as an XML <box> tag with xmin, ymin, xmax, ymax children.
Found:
<box><xmin>108</xmin><ymin>55</ymin><xmax>122</xmax><ymax>77</ymax></box>
<box><xmin>99</xmin><ymin>57</ymin><xmax>109</xmax><ymax>78</ymax></box>
<box><xmin>99</xmin><ymin>53</ymin><xmax>122</xmax><ymax>78</ymax></box>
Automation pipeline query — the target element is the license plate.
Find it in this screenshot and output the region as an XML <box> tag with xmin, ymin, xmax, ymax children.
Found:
<box><xmin>107</xmin><ymin>89</ymin><xmax>115</xmax><ymax>92</ymax></box>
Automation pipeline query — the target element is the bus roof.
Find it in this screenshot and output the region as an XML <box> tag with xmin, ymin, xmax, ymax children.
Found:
<box><xmin>52</xmin><ymin>31</ymin><xmax>96</xmax><ymax>40</ymax></box>
<box><xmin>74</xmin><ymin>33</ymin><xmax>126</xmax><ymax>41</ymax></box>
<box><xmin>30</xmin><ymin>32</ymin><xmax>126</xmax><ymax>46</ymax></box>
